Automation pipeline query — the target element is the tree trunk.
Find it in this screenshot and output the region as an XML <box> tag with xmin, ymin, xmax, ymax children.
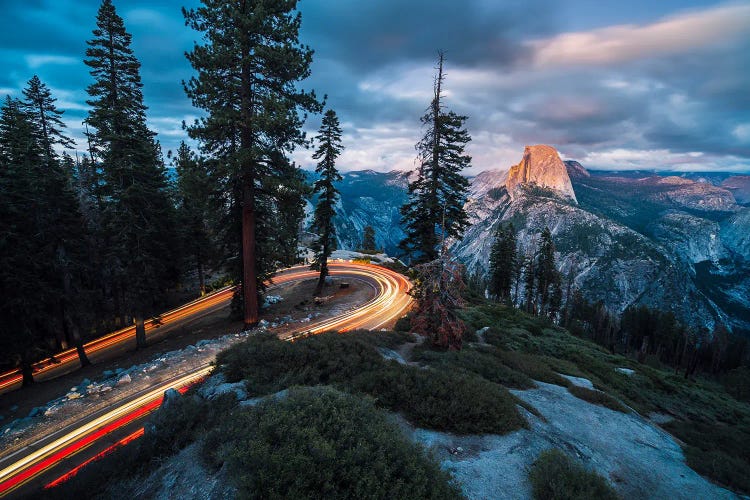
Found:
<box><xmin>135</xmin><ymin>312</ymin><xmax>147</xmax><ymax>349</ymax></box>
<box><xmin>63</xmin><ymin>307</ymin><xmax>91</xmax><ymax>368</ymax></box>
<box><xmin>197</xmin><ymin>258</ymin><xmax>206</xmax><ymax>297</ymax></box>
<box><xmin>242</xmin><ymin>183</ymin><xmax>259</xmax><ymax>328</ymax></box>
<box><xmin>315</xmin><ymin>258</ymin><xmax>328</xmax><ymax>297</ymax></box>
<box><xmin>20</xmin><ymin>355</ymin><xmax>34</xmax><ymax>387</ymax></box>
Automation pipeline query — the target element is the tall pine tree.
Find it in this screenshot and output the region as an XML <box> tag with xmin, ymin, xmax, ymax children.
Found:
<box><xmin>183</xmin><ymin>0</ymin><xmax>322</xmax><ymax>327</ymax></box>
<box><xmin>400</xmin><ymin>52</ymin><xmax>471</xmax><ymax>263</ymax></box>
<box><xmin>85</xmin><ymin>0</ymin><xmax>178</xmax><ymax>348</ymax></box>
<box><xmin>488</xmin><ymin>221</ymin><xmax>517</xmax><ymax>302</ymax></box>
<box><xmin>310</xmin><ymin>109</ymin><xmax>343</xmax><ymax>296</ymax></box>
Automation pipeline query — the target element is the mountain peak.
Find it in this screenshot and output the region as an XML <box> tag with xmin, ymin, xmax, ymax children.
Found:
<box><xmin>505</xmin><ymin>145</ymin><xmax>577</xmax><ymax>203</ymax></box>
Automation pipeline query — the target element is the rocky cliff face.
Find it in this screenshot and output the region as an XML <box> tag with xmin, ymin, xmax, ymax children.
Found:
<box><xmin>305</xmin><ymin>170</ymin><xmax>409</xmax><ymax>256</ymax></box>
<box><xmin>505</xmin><ymin>145</ymin><xmax>577</xmax><ymax>203</ymax></box>
<box><xmin>452</xmin><ymin>147</ymin><xmax>750</xmax><ymax>336</ymax></box>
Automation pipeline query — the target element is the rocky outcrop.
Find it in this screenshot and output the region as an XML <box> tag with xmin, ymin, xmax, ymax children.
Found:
<box><xmin>453</xmin><ymin>152</ymin><xmax>750</xmax><ymax>335</ymax></box>
<box><xmin>564</xmin><ymin>160</ymin><xmax>590</xmax><ymax>179</ymax></box>
<box><xmin>505</xmin><ymin>145</ymin><xmax>577</xmax><ymax>203</ymax></box>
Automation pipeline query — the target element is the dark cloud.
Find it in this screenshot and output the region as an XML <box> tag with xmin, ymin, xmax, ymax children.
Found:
<box><xmin>0</xmin><ymin>0</ymin><xmax>746</xmax><ymax>172</ymax></box>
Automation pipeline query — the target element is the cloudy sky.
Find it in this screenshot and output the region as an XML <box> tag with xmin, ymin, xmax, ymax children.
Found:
<box><xmin>1</xmin><ymin>0</ymin><xmax>749</xmax><ymax>174</ymax></box>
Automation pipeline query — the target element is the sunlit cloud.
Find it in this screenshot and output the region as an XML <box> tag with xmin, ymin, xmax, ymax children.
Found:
<box><xmin>528</xmin><ymin>3</ymin><xmax>750</xmax><ymax>68</ymax></box>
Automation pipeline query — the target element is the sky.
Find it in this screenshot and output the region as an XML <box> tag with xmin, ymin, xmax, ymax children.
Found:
<box><xmin>1</xmin><ymin>0</ymin><xmax>749</xmax><ymax>174</ymax></box>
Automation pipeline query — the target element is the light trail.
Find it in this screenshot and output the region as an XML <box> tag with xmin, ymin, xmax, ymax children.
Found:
<box><xmin>0</xmin><ymin>287</ymin><xmax>235</xmax><ymax>393</ymax></box>
<box><xmin>0</xmin><ymin>262</ymin><xmax>412</xmax><ymax>497</ymax></box>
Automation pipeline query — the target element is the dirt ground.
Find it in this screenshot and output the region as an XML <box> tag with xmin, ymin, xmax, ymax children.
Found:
<box><xmin>0</xmin><ymin>276</ymin><xmax>372</xmax><ymax>425</ymax></box>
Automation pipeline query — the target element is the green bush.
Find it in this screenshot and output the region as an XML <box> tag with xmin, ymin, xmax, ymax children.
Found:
<box><xmin>202</xmin><ymin>387</ymin><xmax>463</xmax><ymax>499</ymax></box>
<box><xmin>394</xmin><ymin>315</ymin><xmax>412</xmax><ymax>332</ymax></box>
<box><xmin>352</xmin><ymin>364</ymin><xmax>528</xmax><ymax>435</ymax></box>
<box><xmin>413</xmin><ymin>346</ymin><xmax>535</xmax><ymax>389</ymax></box>
<box><xmin>529</xmin><ymin>449</ymin><xmax>619</xmax><ymax>500</ymax></box>
<box><xmin>216</xmin><ymin>332</ymin><xmax>387</xmax><ymax>394</ymax></box>
<box><xmin>664</xmin><ymin>419</ymin><xmax>750</xmax><ymax>493</ymax></box>
<box><xmin>567</xmin><ymin>386</ymin><xmax>628</xmax><ymax>413</ymax></box>
<box><xmin>723</xmin><ymin>367</ymin><xmax>750</xmax><ymax>403</ymax></box>
<box><xmin>493</xmin><ymin>350</ymin><xmax>572</xmax><ymax>387</ymax></box>
<box><xmin>215</xmin><ymin>332</ymin><xmax>527</xmax><ymax>435</ymax></box>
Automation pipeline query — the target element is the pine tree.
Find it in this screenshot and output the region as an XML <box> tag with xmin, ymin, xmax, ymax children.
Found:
<box><xmin>361</xmin><ymin>225</ymin><xmax>376</xmax><ymax>253</ymax></box>
<box><xmin>85</xmin><ymin>0</ymin><xmax>179</xmax><ymax>348</ymax></box>
<box><xmin>21</xmin><ymin>75</ymin><xmax>75</xmax><ymax>161</ymax></box>
<box><xmin>536</xmin><ymin>227</ymin><xmax>560</xmax><ymax>318</ymax></box>
<box><xmin>184</xmin><ymin>0</ymin><xmax>322</xmax><ymax>327</ymax></box>
<box><xmin>524</xmin><ymin>249</ymin><xmax>536</xmax><ymax>314</ymax></box>
<box><xmin>310</xmin><ymin>109</ymin><xmax>343</xmax><ymax>296</ymax></box>
<box><xmin>22</xmin><ymin>77</ymin><xmax>93</xmax><ymax>367</ymax></box>
<box><xmin>488</xmin><ymin>222</ymin><xmax>517</xmax><ymax>302</ymax></box>
<box><xmin>399</xmin><ymin>52</ymin><xmax>471</xmax><ymax>263</ymax></box>
<box><xmin>174</xmin><ymin>142</ymin><xmax>214</xmax><ymax>296</ymax></box>
<box><xmin>0</xmin><ymin>97</ymin><xmax>48</xmax><ymax>384</ymax></box>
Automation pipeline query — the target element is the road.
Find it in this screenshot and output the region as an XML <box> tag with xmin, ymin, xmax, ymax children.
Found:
<box><xmin>0</xmin><ymin>262</ymin><xmax>412</xmax><ymax>497</ymax></box>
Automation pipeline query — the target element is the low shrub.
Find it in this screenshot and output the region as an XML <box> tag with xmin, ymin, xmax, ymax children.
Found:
<box><xmin>413</xmin><ymin>346</ymin><xmax>535</xmax><ymax>389</ymax></box>
<box><xmin>493</xmin><ymin>350</ymin><xmax>572</xmax><ymax>387</ymax></box>
<box><xmin>202</xmin><ymin>387</ymin><xmax>463</xmax><ymax>499</ymax></box>
<box><xmin>529</xmin><ymin>449</ymin><xmax>619</xmax><ymax>500</ymax></box>
<box><xmin>663</xmin><ymin>419</ymin><xmax>750</xmax><ymax>493</ymax></box>
<box><xmin>567</xmin><ymin>385</ymin><xmax>628</xmax><ymax>413</ymax></box>
<box><xmin>215</xmin><ymin>332</ymin><xmax>527</xmax><ymax>435</ymax></box>
<box><xmin>352</xmin><ymin>364</ymin><xmax>528</xmax><ymax>435</ymax></box>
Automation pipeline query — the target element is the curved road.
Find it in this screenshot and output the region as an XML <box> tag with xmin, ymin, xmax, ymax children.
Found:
<box><xmin>0</xmin><ymin>262</ymin><xmax>412</xmax><ymax>497</ymax></box>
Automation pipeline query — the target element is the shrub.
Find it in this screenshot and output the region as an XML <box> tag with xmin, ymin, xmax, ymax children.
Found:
<box><xmin>412</xmin><ymin>346</ymin><xmax>535</xmax><ymax>390</ymax></box>
<box><xmin>202</xmin><ymin>387</ymin><xmax>463</xmax><ymax>499</ymax></box>
<box><xmin>529</xmin><ymin>449</ymin><xmax>619</xmax><ymax>500</ymax></box>
<box><xmin>664</xmin><ymin>419</ymin><xmax>750</xmax><ymax>493</ymax></box>
<box><xmin>394</xmin><ymin>315</ymin><xmax>412</xmax><ymax>332</ymax></box>
<box><xmin>567</xmin><ymin>386</ymin><xmax>628</xmax><ymax>413</ymax></box>
<box><xmin>351</xmin><ymin>365</ymin><xmax>528</xmax><ymax>435</ymax></box>
<box><xmin>215</xmin><ymin>332</ymin><xmax>387</xmax><ymax>394</ymax></box>
<box><xmin>493</xmin><ymin>350</ymin><xmax>572</xmax><ymax>387</ymax></box>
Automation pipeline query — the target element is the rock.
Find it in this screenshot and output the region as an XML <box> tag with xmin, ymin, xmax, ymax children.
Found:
<box><xmin>564</xmin><ymin>160</ymin><xmax>590</xmax><ymax>178</ymax></box>
<box><xmin>378</xmin><ymin>347</ymin><xmax>407</xmax><ymax>365</ymax></box>
<box><xmin>475</xmin><ymin>326</ymin><xmax>491</xmax><ymax>343</ymax></box>
<box><xmin>505</xmin><ymin>145</ymin><xmax>577</xmax><ymax>203</ymax></box>
<box><xmin>116</xmin><ymin>374</ymin><xmax>132</xmax><ymax>386</ymax></box>
<box><xmin>163</xmin><ymin>388</ymin><xmax>181</xmax><ymax>407</ymax></box>
<box><xmin>616</xmin><ymin>368</ymin><xmax>635</xmax><ymax>377</ymax></box>
<box><xmin>559</xmin><ymin>374</ymin><xmax>595</xmax><ymax>389</ymax></box>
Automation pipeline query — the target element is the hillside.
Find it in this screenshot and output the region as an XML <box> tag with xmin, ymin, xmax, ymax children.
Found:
<box><xmin>41</xmin><ymin>305</ymin><xmax>750</xmax><ymax>499</ymax></box>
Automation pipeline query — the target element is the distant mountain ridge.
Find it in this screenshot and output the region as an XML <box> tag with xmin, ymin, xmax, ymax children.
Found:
<box><xmin>304</xmin><ymin>150</ymin><xmax>750</xmax><ymax>336</ymax></box>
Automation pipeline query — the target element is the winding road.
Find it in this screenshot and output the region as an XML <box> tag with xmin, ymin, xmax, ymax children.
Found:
<box><xmin>0</xmin><ymin>262</ymin><xmax>412</xmax><ymax>497</ymax></box>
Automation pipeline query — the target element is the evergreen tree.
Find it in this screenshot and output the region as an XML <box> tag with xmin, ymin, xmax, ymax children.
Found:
<box><xmin>174</xmin><ymin>142</ymin><xmax>215</xmax><ymax>296</ymax></box>
<box><xmin>488</xmin><ymin>221</ymin><xmax>517</xmax><ymax>302</ymax></box>
<box><xmin>310</xmin><ymin>109</ymin><xmax>343</xmax><ymax>296</ymax></box>
<box><xmin>21</xmin><ymin>75</ymin><xmax>75</xmax><ymax>162</ymax></box>
<box><xmin>523</xmin><ymin>249</ymin><xmax>536</xmax><ymax>314</ymax></box>
<box><xmin>536</xmin><ymin>227</ymin><xmax>561</xmax><ymax>319</ymax></box>
<box><xmin>183</xmin><ymin>0</ymin><xmax>322</xmax><ymax>327</ymax></box>
<box><xmin>22</xmin><ymin>77</ymin><xmax>93</xmax><ymax>366</ymax></box>
<box><xmin>0</xmin><ymin>97</ymin><xmax>48</xmax><ymax>384</ymax></box>
<box><xmin>361</xmin><ymin>225</ymin><xmax>377</xmax><ymax>253</ymax></box>
<box><xmin>399</xmin><ymin>52</ymin><xmax>471</xmax><ymax>263</ymax></box>
<box><xmin>85</xmin><ymin>0</ymin><xmax>179</xmax><ymax>348</ymax></box>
